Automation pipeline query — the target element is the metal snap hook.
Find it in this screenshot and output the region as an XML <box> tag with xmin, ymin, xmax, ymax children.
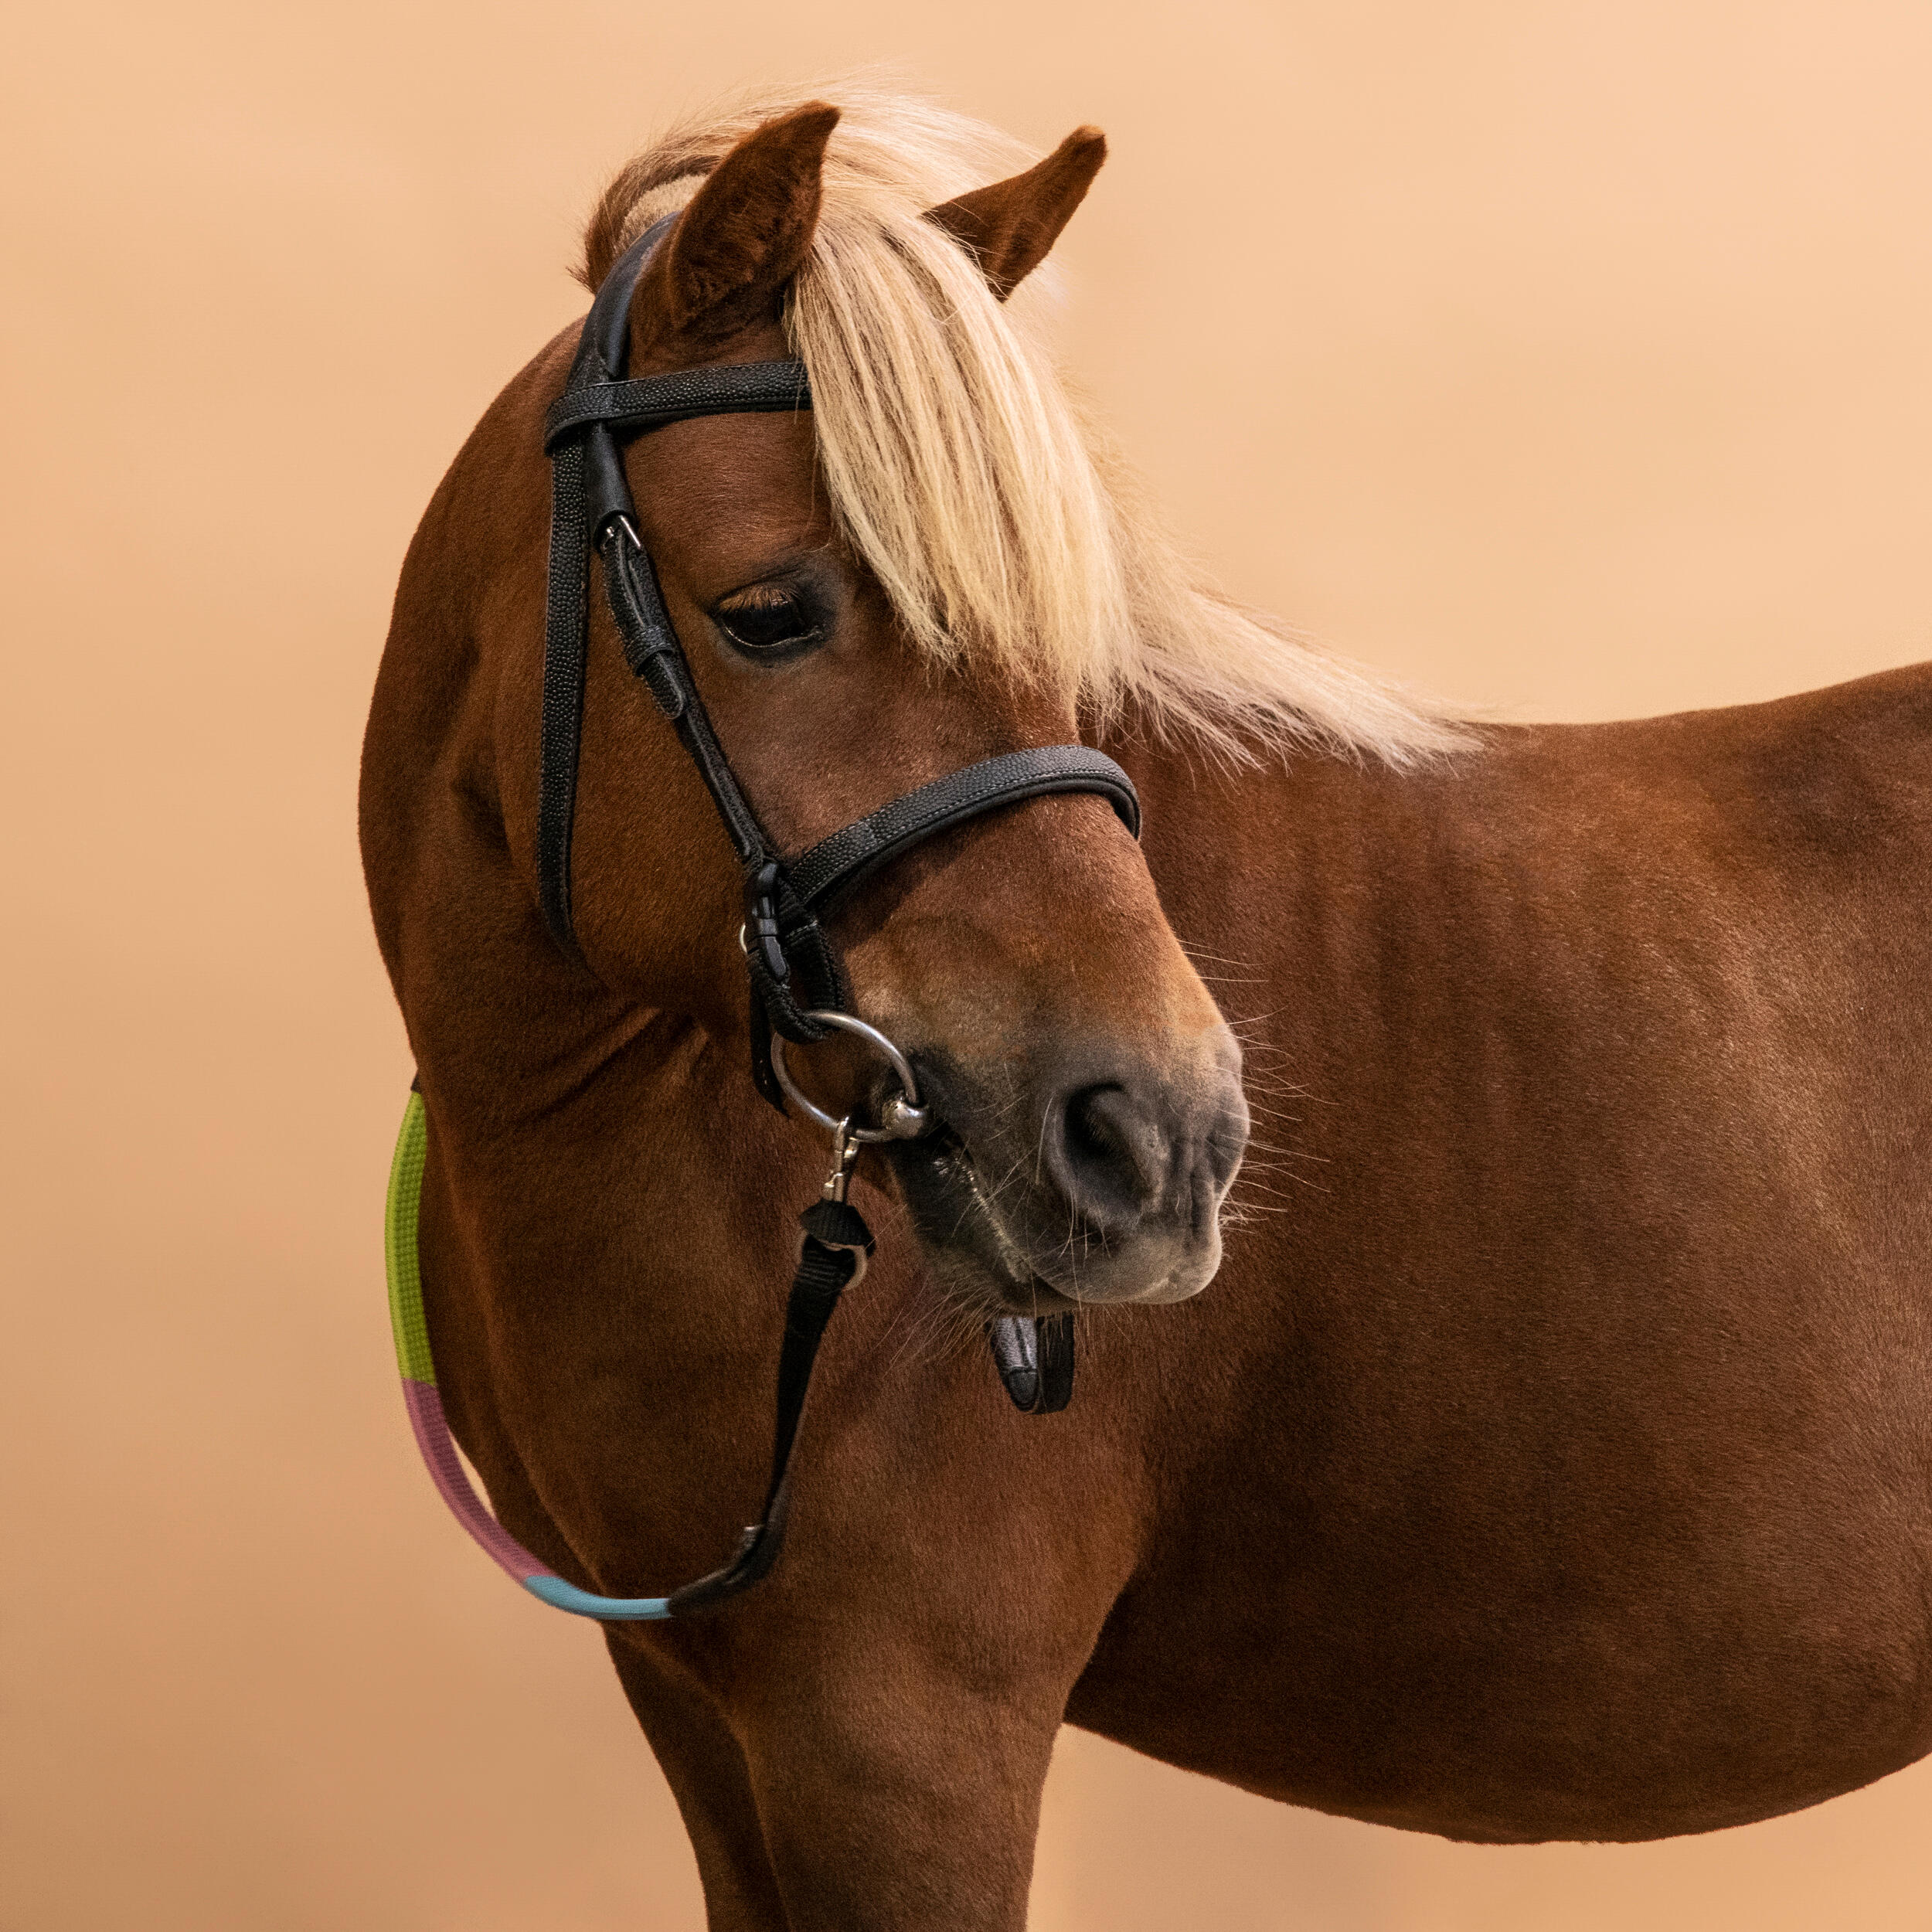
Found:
<box><xmin>770</xmin><ymin>1012</ymin><xmax>934</xmax><ymax>1144</ymax></box>
<box><xmin>820</xmin><ymin>1117</ymin><xmax>862</xmax><ymax>1202</ymax></box>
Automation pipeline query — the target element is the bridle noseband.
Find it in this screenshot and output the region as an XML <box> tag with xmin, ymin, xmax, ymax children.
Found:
<box><xmin>385</xmin><ymin>219</ymin><xmax>1142</xmax><ymax>1619</ymax></box>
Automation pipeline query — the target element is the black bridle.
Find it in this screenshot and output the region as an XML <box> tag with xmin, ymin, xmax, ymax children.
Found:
<box><xmin>526</xmin><ymin>223</ymin><xmax>1141</xmax><ymax>1612</ymax></box>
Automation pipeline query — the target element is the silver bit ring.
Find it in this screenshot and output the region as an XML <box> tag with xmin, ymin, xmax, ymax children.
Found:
<box><xmin>770</xmin><ymin>1012</ymin><xmax>934</xmax><ymax>1143</ymax></box>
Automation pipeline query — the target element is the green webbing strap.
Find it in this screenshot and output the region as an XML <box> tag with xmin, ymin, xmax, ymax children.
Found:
<box><xmin>386</xmin><ymin>1089</ymin><xmax>434</xmax><ymax>1385</ymax></box>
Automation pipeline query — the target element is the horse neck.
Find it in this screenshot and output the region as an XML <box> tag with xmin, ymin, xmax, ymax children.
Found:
<box><xmin>1107</xmin><ymin>726</ymin><xmax>1482</xmax><ymax>1131</ymax></box>
<box><xmin>1113</xmin><ymin>731</ymin><xmax>1389</xmax><ymax>970</ymax></box>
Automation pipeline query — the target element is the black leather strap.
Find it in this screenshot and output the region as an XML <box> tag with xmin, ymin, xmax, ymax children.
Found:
<box><xmin>601</xmin><ymin>522</ymin><xmax>768</xmax><ymax>863</ymax></box>
<box><xmin>536</xmin><ymin>426</ymin><xmax>594</xmax><ymax>949</ymax></box>
<box><xmin>544</xmin><ymin>362</ymin><xmax>811</xmax><ymax>450</ymax></box>
<box><xmin>788</xmin><ymin>747</ymin><xmax>1141</xmax><ymax>914</ymax></box>
<box><xmin>538</xmin><ymin>221</ymin><xmax>810</xmax><ymax>955</ymax></box>
<box><xmin>662</xmin><ymin>1196</ymin><xmax>873</xmax><ymax>1616</ymax></box>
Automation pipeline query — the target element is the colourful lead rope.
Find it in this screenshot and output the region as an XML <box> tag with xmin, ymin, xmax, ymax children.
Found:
<box><xmin>384</xmin><ymin>1090</ymin><xmax>671</xmax><ymax>1619</ymax></box>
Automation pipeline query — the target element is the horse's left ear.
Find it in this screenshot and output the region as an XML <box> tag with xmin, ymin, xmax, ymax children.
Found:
<box><xmin>629</xmin><ymin>101</ymin><xmax>840</xmax><ymax>355</ymax></box>
<box><xmin>925</xmin><ymin>127</ymin><xmax>1107</xmax><ymax>301</ymax></box>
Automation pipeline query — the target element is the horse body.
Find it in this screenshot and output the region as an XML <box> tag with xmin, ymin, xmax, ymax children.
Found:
<box><xmin>1075</xmin><ymin>670</ymin><xmax>1932</xmax><ymax>1844</ymax></box>
<box><xmin>362</xmin><ymin>88</ymin><xmax>1932</xmax><ymax>1927</ymax></box>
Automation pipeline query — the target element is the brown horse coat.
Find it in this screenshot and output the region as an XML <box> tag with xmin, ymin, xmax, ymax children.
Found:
<box><xmin>362</xmin><ymin>99</ymin><xmax>1932</xmax><ymax>1930</ymax></box>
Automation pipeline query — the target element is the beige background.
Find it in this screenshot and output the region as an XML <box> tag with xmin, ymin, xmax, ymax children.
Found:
<box><xmin>6</xmin><ymin>2</ymin><xmax>1930</xmax><ymax>1927</ymax></box>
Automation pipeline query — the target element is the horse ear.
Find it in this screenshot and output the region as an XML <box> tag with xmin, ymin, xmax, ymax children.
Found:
<box><xmin>924</xmin><ymin>128</ymin><xmax>1107</xmax><ymax>301</ymax></box>
<box><xmin>629</xmin><ymin>102</ymin><xmax>840</xmax><ymax>356</ymax></box>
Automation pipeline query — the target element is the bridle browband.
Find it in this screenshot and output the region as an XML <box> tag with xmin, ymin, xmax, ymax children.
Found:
<box><xmin>386</xmin><ymin>219</ymin><xmax>1142</xmax><ymax>1620</ymax></box>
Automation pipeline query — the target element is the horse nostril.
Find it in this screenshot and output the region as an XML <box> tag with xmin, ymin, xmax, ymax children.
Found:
<box><xmin>1053</xmin><ymin>1083</ymin><xmax>1169</xmax><ymax>1231</ymax></box>
<box><xmin>1042</xmin><ymin>1057</ymin><xmax>1250</xmax><ymax>1248</ymax></box>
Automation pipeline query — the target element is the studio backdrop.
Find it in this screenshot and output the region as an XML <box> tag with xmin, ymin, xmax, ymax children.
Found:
<box><xmin>5</xmin><ymin>3</ymin><xmax>1930</xmax><ymax>1927</ymax></box>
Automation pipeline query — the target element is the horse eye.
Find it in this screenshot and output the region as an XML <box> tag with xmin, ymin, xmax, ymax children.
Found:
<box><xmin>713</xmin><ymin>587</ymin><xmax>825</xmax><ymax>659</ymax></box>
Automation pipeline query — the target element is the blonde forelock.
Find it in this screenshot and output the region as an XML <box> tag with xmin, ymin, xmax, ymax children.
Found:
<box><xmin>590</xmin><ymin>83</ymin><xmax>1472</xmax><ymax>766</ymax></box>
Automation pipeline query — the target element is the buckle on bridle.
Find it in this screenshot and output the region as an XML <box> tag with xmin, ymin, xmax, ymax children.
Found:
<box><xmin>743</xmin><ymin>860</ymin><xmax>791</xmax><ymax>987</ymax></box>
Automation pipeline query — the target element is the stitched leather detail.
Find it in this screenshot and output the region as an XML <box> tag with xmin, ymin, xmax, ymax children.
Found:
<box><xmin>788</xmin><ymin>747</ymin><xmax>1141</xmax><ymax>913</ymax></box>
<box><xmin>599</xmin><ymin>519</ymin><xmax>684</xmax><ymax>708</ymax></box>
<box><xmin>543</xmin><ymin>362</ymin><xmax>812</xmax><ymax>450</ymax></box>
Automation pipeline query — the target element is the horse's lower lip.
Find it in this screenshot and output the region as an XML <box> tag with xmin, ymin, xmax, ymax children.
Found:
<box><xmin>888</xmin><ymin>1128</ymin><xmax>1071</xmax><ymax>1310</ymax></box>
<box><xmin>891</xmin><ymin>1124</ymin><xmax>1203</xmax><ymax>1311</ymax></box>
<box><xmin>997</xmin><ymin>1276</ymin><xmax>1080</xmax><ymax>1316</ymax></box>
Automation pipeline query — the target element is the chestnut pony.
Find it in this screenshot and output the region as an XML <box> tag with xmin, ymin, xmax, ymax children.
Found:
<box><xmin>361</xmin><ymin>90</ymin><xmax>1932</xmax><ymax>1927</ymax></box>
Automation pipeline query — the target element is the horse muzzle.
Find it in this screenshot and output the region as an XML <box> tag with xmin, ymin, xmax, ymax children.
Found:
<box><xmin>890</xmin><ymin>1026</ymin><xmax>1250</xmax><ymax>1311</ymax></box>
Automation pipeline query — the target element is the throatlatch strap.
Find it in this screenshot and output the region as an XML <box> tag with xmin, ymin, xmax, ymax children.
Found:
<box><xmin>536</xmin><ymin>428</ymin><xmax>593</xmax><ymax>951</ymax></box>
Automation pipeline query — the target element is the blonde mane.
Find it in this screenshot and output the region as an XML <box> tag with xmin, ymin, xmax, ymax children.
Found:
<box><xmin>585</xmin><ymin>85</ymin><xmax>1471</xmax><ymax>766</ymax></box>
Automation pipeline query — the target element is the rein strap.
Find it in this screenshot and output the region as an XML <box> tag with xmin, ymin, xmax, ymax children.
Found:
<box><xmin>386</xmin><ymin>1088</ymin><xmax>876</xmax><ymax>1622</ymax></box>
<box><xmin>398</xmin><ymin>222</ymin><xmax>1146</xmax><ymax>1625</ymax></box>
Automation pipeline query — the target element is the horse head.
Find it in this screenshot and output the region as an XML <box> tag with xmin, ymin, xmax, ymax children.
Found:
<box><xmin>556</xmin><ymin>102</ymin><xmax>1250</xmax><ymax>1314</ymax></box>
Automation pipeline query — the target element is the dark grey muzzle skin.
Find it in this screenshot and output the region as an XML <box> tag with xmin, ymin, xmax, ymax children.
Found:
<box><xmin>887</xmin><ymin>1026</ymin><xmax>1250</xmax><ymax>1315</ymax></box>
